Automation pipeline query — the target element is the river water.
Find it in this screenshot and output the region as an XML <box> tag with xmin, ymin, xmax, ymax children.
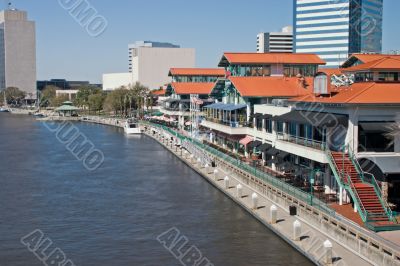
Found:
<box><xmin>0</xmin><ymin>114</ymin><xmax>312</xmax><ymax>266</ymax></box>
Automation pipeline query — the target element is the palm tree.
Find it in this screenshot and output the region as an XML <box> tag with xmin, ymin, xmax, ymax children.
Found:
<box><xmin>385</xmin><ymin>114</ymin><xmax>400</xmax><ymax>148</ymax></box>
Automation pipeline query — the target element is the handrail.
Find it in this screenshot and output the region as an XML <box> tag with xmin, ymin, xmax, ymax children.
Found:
<box><xmin>347</xmin><ymin>145</ymin><xmax>395</xmax><ymax>222</ymax></box>
<box><xmin>277</xmin><ymin>133</ymin><xmax>327</xmax><ymax>151</ymax></box>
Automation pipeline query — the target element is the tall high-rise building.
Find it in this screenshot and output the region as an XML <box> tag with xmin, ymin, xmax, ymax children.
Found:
<box><xmin>294</xmin><ymin>0</ymin><xmax>383</xmax><ymax>67</ymax></box>
<box><xmin>257</xmin><ymin>26</ymin><xmax>293</xmax><ymax>53</ymax></box>
<box><xmin>0</xmin><ymin>9</ymin><xmax>36</xmax><ymax>97</ymax></box>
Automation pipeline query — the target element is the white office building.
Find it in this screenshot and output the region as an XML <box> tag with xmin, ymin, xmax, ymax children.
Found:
<box><xmin>103</xmin><ymin>41</ymin><xmax>195</xmax><ymax>91</ymax></box>
<box><xmin>0</xmin><ymin>9</ymin><xmax>36</xmax><ymax>98</ymax></box>
<box><xmin>257</xmin><ymin>26</ymin><xmax>293</xmax><ymax>53</ymax></box>
<box><xmin>128</xmin><ymin>41</ymin><xmax>195</xmax><ymax>89</ymax></box>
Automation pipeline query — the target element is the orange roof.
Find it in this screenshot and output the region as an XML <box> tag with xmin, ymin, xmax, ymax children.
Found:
<box><xmin>317</xmin><ymin>68</ymin><xmax>343</xmax><ymax>76</ymax></box>
<box><xmin>343</xmin><ymin>57</ymin><xmax>400</xmax><ymax>72</ymax></box>
<box><xmin>151</xmin><ymin>89</ymin><xmax>166</xmax><ymax>96</ymax></box>
<box><xmin>170</xmin><ymin>82</ymin><xmax>215</xmax><ymax>95</ymax></box>
<box><xmin>342</xmin><ymin>53</ymin><xmax>400</xmax><ymax>68</ymax></box>
<box><xmin>290</xmin><ymin>82</ymin><xmax>400</xmax><ymax>105</ymax></box>
<box><xmin>228</xmin><ymin>76</ymin><xmax>313</xmax><ymax>97</ymax></box>
<box><xmin>219</xmin><ymin>53</ymin><xmax>325</xmax><ymax>66</ymax></box>
<box><xmin>169</xmin><ymin>68</ymin><xmax>225</xmax><ymax>77</ymax></box>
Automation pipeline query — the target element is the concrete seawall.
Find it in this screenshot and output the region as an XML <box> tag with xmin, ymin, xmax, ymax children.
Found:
<box><xmin>77</xmin><ymin>117</ymin><xmax>400</xmax><ymax>266</ymax></box>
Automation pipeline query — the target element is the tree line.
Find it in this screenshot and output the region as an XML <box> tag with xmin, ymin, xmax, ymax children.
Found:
<box><xmin>39</xmin><ymin>82</ymin><xmax>153</xmax><ymax>116</ymax></box>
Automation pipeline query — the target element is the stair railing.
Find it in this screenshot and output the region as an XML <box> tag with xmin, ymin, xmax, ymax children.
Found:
<box><xmin>345</xmin><ymin>173</ymin><xmax>368</xmax><ymax>222</ymax></box>
<box><xmin>346</xmin><ymin>145</ymin><xmax>396</xmax><ymax>223</ymax></box>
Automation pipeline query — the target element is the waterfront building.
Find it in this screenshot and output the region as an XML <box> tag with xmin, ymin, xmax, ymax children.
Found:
<box><xmin>0</xmin><ymin>9</ymin><xmax>36</xmax><ymax>98</ymax></box>
<box><xmin>293</xmin><ymin>0</ymin><xmax>383</xmax><ymax>67</ymax></box>
<box><xmin>162</xmin><ymin>68</ymin><xmax>225</xmax><ymax>129</ymax></box>
<box><xmin>199</xmin><ymin>52</ymin><xmax>400</xmax><ymax>230</ymax></box>
<box><xmin>257</xmin><ymin>26</ymin><xmax>293</xmax><ymax>53</ymax></box>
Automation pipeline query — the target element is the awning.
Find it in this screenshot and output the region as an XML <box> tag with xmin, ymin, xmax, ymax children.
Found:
<box><xmin>359</xmin><ymin>122</ymin><xmax>392</xmax><ymax>133</ymax></box>
<box><xmin>257</xmin><ymin>143</ymin><xmax>272</xmax><ymax>152</ymax></box>
<box><xmin>275</xmin><ymin>110</ymin><xmax>348</xmax><ymax>127</ymax></box>
<box><xmin>239</xmin><ymin>136</ymin><xmax>253</xmax><ymax>146</ymax></box>
<box><xmin>276</xmin><ymin>151</ymin><xmax>290</xmax><ymax>159</ymax></box>
<box><xmin>248</xmin><ymin>140</ymin><xmax>262</xmax><ymax>149</ymax></box>
<box><xmin>265</xmin><ymin>147</ymin><xmax>279</xmax><ymax>156</ymax></box>
<box><xmin>204</xmin><ymin>103</ymin><xmax>247</xmax><ymax>112</ymax></box>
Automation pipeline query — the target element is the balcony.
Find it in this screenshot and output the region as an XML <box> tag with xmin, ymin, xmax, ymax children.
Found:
<box><xmin>201</xmin><ymin>119</ymin><xmax>249</xmax><ymax>135</ymax></box>
<box><xmin>275</xmin><ymin>133</ymin><xmax>328</xmax><ymax>163</ymax></box>
<box><xmin>159</xmin><ymin>106</ymin><xmax>191</xmax><ymax>117</ymax></box>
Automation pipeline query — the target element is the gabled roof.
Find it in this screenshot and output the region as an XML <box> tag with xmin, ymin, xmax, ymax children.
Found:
<box><xmin>169</xmin><ymin>68</ymin><xmax>225</xmax><ymax>77</ymax></box>
<box><xmin>228</xmin><ymin>76</ymin><xmax>313</xmax><ymax>97</ymax></box>
<box><xmin>289</xmin><ymin>82</ymin><xmax>400</xmax><ymax>105</ymax></box>
<box><xmin>218</xmin><ymin>52</ymin><xmax>325</xmax><ymax>67</ymax></box>
<box><xmin>343</xmin><ymin>57</ymin><xmax>400</xmax><ymax>72</ymax></box>
<box><xmin>317</xmin><ymin>68</ymin><xmax>343</xmax><ymax>76</ymax></box>
<box><xmin>151</xmin><ymin>89</ymin><xmax>166</xmax><ymax>96</ymax></box>
<box><xmin>170</xmin><ymin>82</ymin><xmax>215</xmax><ymax>95</ymax></box>
<box><xmin>342</xmin><ymin>54</ymin><xmax>400</xmax><ymax>68</ymax></box>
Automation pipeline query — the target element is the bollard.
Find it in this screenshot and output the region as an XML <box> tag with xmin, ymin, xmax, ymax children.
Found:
<box><xmin>204</xmin><ymin>163</ymin><xmax>209</xmax><ymax>173</ymax></box>
<box><xmin>190</xmin><ymin>154</ymin><xmax>194</xmax><ymax>163</ymax></box>
<box><xmin>214</xmin><ymin>169</ymin><xmax>219</xmax><ymax>181</ymax></box>
<box><xmin>236</xmin><ymin>184</ymin><xmax>243</xmax><ymax>198</ymax></box>
<box><xmin>251</xmin><ymin>193</ymin><xmax>258</xmax><ymax>210</ymax></box>
<box><xmin>270</xmin><ymin>205</ymin><xmax>277</xmax><ymax>224</ymax></box>
<box><xmin>197</xmin><ymin>158</ymin><xmax>202</xmax><ymax>166</ymax></box>
<box><xmin>224</xmin><ymin>176</ymin><xmax>230</xmax><ymax>189</ymax></box>
<box><xmin>324</xmin><ymin>240</ymin><xmax>333</xmax><ymax>265</ymax></box>
<box><xmin>293</xmin><ymin>220</ymin><xmax>301</xmax><ymax>241</ymax></box>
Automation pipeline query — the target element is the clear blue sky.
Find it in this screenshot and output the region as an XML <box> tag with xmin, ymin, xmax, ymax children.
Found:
<box><xmin>9</xmin><ymin>0</ymin><xmax>400</xmax><ymax>83</ymax></box>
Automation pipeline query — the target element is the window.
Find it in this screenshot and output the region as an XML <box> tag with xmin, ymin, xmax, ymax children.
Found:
<box><xmin>378</xmin><ymin>72</ymin><xmax>399</xmax><ymax>82</ymax></box>
<box><xmin>358</xmin><ymin>122</ymin><xmax>394</xmax><ymax>152</ymax></box>
<box><xmin>283</xmin><ymin>65</ymin><xmax>317</xmax><ymax>77</ymax></box>
<box><xmin>232</xmin><ymin>65</ymin><xmax>271</xmax><ymax>77</ymax></box>
<box><xmin>355</xmin><ymin>72</ymin><xmax>374</xmax><ymax>82</ymax></box>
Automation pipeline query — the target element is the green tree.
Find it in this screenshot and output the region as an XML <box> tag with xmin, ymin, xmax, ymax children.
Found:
<box><xmin>74</xmin><ymin>86</ymin><xmax>101</xmax><ymax>110</ymax></box>
<box><xmin>39</xmin><ymin>85</ymin><xmax>57</xmax><ymax>107</ymax></box>
<box><xmin>53</xmin><ymin>95</ymin><xmax>70</xmax><ymax>107</ymax></box>
<box><xmin>128</xmin><ymin>82</ymin><xmax>150</xmax><ymax>118</ymax></box>
<box><xmin>5</xmin><ymin>87</ymin><xmax>26</xmax><ymax>106</ymax></box>
<box><xmin>103</xmin><ymin>87</ymin><xmax>129</xmax><ymax>116</ymax></box>
<box><xmin>88</xmin><ymin>93</ymin><xmax>106</xmax><ymax>114</ymax></box>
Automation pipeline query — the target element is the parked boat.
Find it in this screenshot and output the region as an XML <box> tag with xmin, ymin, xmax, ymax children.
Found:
<box><xmin>0</xmin><ymin>107</ymin><xmax>9</xmax><ymax>112</ymax></box>
<box><xmin>124</xmin><ymin>120</ymin><xmax>141</xmax><ymax>134</ymax></box>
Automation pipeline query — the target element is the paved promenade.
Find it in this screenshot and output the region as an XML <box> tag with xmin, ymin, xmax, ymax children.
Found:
<box><xmin>145</xmin><ymin>129</ymin><xmax>378</xmax><ymax>266</ymax></box>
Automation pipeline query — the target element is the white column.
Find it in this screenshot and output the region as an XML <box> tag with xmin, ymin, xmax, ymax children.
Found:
<box><xmin>339</xmin><ymin>186</ymin><xmax>343</xmax><ymax>206</ymax></box>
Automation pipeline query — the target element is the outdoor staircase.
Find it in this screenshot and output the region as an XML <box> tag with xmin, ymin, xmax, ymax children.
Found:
<box><xmin>328</xmin><ymin>149</ymin><xmax>399</xmax><ymax>231</ymax></box>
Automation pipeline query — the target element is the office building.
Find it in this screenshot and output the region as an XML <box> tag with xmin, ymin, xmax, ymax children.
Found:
<box><xmin>0</xmin><ymin>9</ymin><xmax>36</xmax><ymax>97</ymax></box>
<box><xmin>257</xmin><ymin>26</ymin><xmax>293</xmax><ymax>53</ymax></box>
<box><xmin>294</xmin><ymin>0</ymin><xmax>383</xmax><ymax>67</ymax></box>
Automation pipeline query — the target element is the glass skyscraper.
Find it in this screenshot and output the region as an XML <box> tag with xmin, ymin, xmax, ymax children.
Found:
<box><xmin>294</xmin><ymin>0</ymin><xmax>383</xmax><ymax>67</ymax></box>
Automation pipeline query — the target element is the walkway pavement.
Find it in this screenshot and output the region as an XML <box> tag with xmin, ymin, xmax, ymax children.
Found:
<box><xmin>147</xmin><ymin>130</ymin><xmax>376</xmax><ymax>266</ymax></box>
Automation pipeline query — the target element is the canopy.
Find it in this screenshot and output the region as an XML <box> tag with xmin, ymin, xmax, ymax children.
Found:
<box><xmin>204</xmin><ymin>103</ymin><xmax>247</xmax><ymax>111</ymax></box>
<box><xmin>257</xmin><ymin>143</ymin><xmax>272</xmax><ymax>152</ymax></box>
<box><xmin>55</xmin><ymin>105</ymin><xmax>79</xmax><ymax>112</ymax></box>
<box><xmin>265</xmin><ymin>147</ymin><xmax>279</xmax><ymax>156</ymax></box>
<box><xmin>274</xmin><ymin>110</ymin><xmax>348</xmax><ymax>127</ymax></box>
<box><xmin>239</xmin><ymin>136</ymin><xmax>253</xmax><ymax>146</ymax></box>
<box><xmin>248</xmin><ymin>140</ymin><xmax>262</xmax><ymax>149</ymax></box>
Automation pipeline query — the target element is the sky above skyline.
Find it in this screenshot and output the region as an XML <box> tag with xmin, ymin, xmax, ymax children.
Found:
<box><xmin>9</xmin><ymin>0</ymin><xmax>400</xmax><ymax>83</ymax></box>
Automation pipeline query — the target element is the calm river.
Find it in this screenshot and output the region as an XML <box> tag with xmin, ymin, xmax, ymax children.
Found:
<box><xmin>0</xmin><ymin>114</ymin><xmax>312</xmax><ymax>266</ymax></box>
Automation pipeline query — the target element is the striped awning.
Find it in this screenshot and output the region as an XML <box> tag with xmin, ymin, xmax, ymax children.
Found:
<box><xmin>239</xmin><ymin>136</ymin><xmax>253</xmax><ymax>146</ymax></box>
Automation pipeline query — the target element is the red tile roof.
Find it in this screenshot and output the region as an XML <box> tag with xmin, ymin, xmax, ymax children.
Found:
<box><xmin>169</xmin><ymin>68</ymin><xmax>225</xmax><ymax>76</ymax></box>
<box><xmin>343</xmin><ymin>57</ymin><xmax>400</xmax><ymax>72</ymax></box>
<box><xmin>349</xmin><ymin>53</ymin><xmax>400</xmax><ymax>63</ymax></box>
<box><xmin>170</xmin><ymin>82</ymin><xmax>215</xmax><ymax>95</ymax></box>
<box><xmin>289</xmin><ymin>82</ymin><xmax>400</xmax><ymax>104</ymax></box>
<box><xmin>229</xmin><ymin>76</ymin><xmax>313</xmax><ymax>97</ymax></box>
<box><xmin>317</xmin><ymin>68</ymin><xmax>343</xmax><ymax>76</ymax></box>
<box><xmin>151</xmin><ymin>89</ymin><xmax>166</xmax><ymax>96</ymax></box>
<box><xmin>219</xmin><ymin>53</ymin><xmax>325</xmax><ymax>66</ymax></box>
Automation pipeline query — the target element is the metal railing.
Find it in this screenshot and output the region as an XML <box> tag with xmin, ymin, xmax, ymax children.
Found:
<box><xmin>276</xmin><ymin>133</ymin><xmax>327</xmax><ymax>151</ymax></box>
